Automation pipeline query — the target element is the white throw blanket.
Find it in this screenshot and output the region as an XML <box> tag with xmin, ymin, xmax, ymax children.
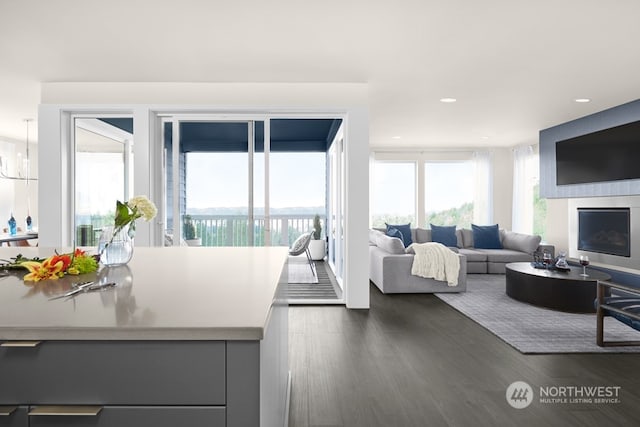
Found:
<box><xmin>408</xmin><ymin>242</ymin><xmax>460</xmax><ymax>286</ymax></box>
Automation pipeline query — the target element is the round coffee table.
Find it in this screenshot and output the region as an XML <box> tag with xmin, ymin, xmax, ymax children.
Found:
<box><xmin>505</xmin><ymin>262</ymin><xmax>611</xmax><ymax>313</ymax></box>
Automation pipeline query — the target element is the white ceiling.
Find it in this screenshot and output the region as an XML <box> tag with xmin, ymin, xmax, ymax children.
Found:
<box><xmin>2</xmin><ymin>0</ymin><xmax>640</xmax><ymax>148</ymax></box>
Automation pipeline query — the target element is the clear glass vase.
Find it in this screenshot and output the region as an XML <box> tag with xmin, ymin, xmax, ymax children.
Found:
<box><xmin>98</xmin><ymin>225</ymin><xmax>134</xmax><ymax>266</ymax></box>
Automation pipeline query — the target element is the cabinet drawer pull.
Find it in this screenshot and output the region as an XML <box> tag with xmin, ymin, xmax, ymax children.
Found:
<box><xmin>29</xmin><ymin>406</ymin><xmax>103</xmax><ymax>416</ymax></box>
<box><xmin>0</xmin><ymin>406</ymin><xmax>17</xmax><ymax>416</ymax></box>
<box><xmin>1</xmin><ymin>340</ymin><xmax>42</xmax><ymax>347</ymax></box>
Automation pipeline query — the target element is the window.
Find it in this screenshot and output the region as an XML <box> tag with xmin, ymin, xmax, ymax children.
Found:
<box><xmin>269</xmin><ymin>152</ymin><xmax>326</xmax><ymax>245</ymax></box>
<box><xmin>371</xmin><ymin>162</ymin><xmax>416</xmax><ymax>227</ymax></box>
<box><xmin>74</xmin><ymin>117</ymin><xmax>132</xmax><ymax>245</ymax></box>
<box><xmin>371</xmin><ymin>153</ymin><xmax>493</xmax><ymax>230</ymax></box>
<box><xmin>424</xmin><ymin>162</ymin><xmax>474</xmax><ymax>228</ymax></box>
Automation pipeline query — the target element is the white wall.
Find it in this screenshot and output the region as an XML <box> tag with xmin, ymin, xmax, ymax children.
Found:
<box><xmin>543</xmin><ymin>198</ymin><xmax>569</xmax><ymax>251</ymax></box>
<box><xmin>38</xmin><ymin>82</ymin><xmax>370</xmax><ymax>309</ymax></box>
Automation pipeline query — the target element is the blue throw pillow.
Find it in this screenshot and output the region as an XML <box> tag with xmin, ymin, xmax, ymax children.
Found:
<box><xmin>385</xmin><ymin>227</ymin><xmax>404</xmax><ymax>244</ymax></box>
<box><xmin>385</xmin><ymin>223</ymin><xmax>412</xmax><ymax>248</ymax></box>
<box><xmin>430</xmin><ymin>224</ymin><xmax>458</xmax><ymax>247</ymax></box>
<box><xmin>472</xmin><ymin>224</ymin><xmax>502</xmax><ymax>249</ymax></box>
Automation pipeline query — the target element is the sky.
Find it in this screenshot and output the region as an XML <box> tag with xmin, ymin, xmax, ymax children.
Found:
<box><xmin>186</xmin><ymin>152</ymin><xmax>326</xmax><ymax>210</ymax></box>
<box><xmin>372</xmin><ymin>161</ymin><xmax>475</xmax><ymax>215</ymax></box>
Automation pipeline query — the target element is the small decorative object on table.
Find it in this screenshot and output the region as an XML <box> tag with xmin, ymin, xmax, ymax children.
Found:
<box><xmin>7</xmin><ymin>212</ymin><xmax>17</xmax><ymax>235</ymax></box>
<box><xmin>532</xmin><ymin>250</ymin><xmax>557</xmax><ymax>270</ymax></box>
<box><xmin>98</xmin><ymin>196</ymin><xmax>157</xmax><ymax>266</ymax></box>
<box><xmin>554</xmin><ymin>251</ymin><xmax>571</xmax><ymax>271</ymax></box>
<box><xmin>579</xmin><ymin>255</ymin><xmax>590</xmax><ymax>277</ymax></box>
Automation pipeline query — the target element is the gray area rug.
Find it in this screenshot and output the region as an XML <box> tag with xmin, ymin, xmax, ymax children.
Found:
<box><xmin>436</xmin><ymin>274</ymin><xmax>640</xmax><ymax>353</ymax></box>
<box><xmin>288</xmin><ymin>256</ymin><xmax>318</xmax><ymax>284</ymax></box>
<box><xmin>287</xmin><ymin>258</ymin><xmax>340</xmax><ymax>300</ymax></box>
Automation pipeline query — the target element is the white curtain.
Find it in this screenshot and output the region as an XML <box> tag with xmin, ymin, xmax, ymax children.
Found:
<box><xmin>512</xmin><ymin>145</ymin><xmax>536</xmax><ymax>233</ymax></box>
<box><xmin>473</xmin><ymin>150</ymin><xmax>493</xmax><ymax>224</ymax></box>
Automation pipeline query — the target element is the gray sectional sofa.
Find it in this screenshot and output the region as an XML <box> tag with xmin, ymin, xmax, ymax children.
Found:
<box><xmin>457</xmin><ymin>228</ymin><xmax>554</xmax><ymax>273</ymax></box>
<box><xmin>369</xmin><ymin>229</ymin><xmax>468</xmax><ymax>294</ymax></box>
<box><xmin>369</xmin><ymin>227</ymin><xmax>554</xmax><ymax>294</ymax></box>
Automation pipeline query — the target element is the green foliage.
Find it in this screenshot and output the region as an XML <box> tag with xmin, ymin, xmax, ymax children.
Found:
<box><xmin>312</xmin><ymin>214</ymin><xmax>322</xmax><ymax>240</ymax></box>
<box><xmin>183</xmin><ymin>215</ymin><xmax>196</xmax><ymax>240</ymax></box>
<box><xmin>71</xmin><ymin>253</ymin><xmax>99</xmax><ymax>274</ymax></box>
<box><xmin>371</xmin><ymin>203</ymin><xmax>474</xmax><ymax>230</ymax></box>
<box><xmin>426</xmin><ymin>202</ymin><xmax>474</xmax><ymax>228</ymax></box>
<box><xmin>371</xmin><ymin>214</ymin><xmax>415</xmax><ymax>228</ymax></box>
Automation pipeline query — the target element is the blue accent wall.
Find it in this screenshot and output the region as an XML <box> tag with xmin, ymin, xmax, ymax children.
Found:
<box><xmin>539</xmin><ymin>99</ymin><xmax>640</xmax><ymax>198</ymax></box>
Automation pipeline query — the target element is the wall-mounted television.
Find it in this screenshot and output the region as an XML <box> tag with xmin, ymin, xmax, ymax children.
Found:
<box><xmin>577</xmin><ymin>208</ymin><xmax>630</xmax><ymax>257</ymax></box>
<box><xmin>556</xmin><ymin>120</ymin><xmax>640</xmax><ymax>185</ymax></box>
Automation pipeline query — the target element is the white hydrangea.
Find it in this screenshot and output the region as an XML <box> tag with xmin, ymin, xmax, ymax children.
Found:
<box><xmin>128</xmin><ymin>196</ymin><xmax>157</xmax><ymax>221</ymax></box>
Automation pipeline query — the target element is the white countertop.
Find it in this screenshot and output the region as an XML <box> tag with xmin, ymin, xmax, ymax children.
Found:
<box><xmin>0</xmin><ymin>246</ymin><xmax>288</xmax><ymax>341</ymax></box>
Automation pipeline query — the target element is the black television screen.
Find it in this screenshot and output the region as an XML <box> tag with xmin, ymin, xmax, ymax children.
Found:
<box><xmin>577</xmin><ymin>208</ymin><xmax>630</xmax><ymax>257</ymax></box>
<box><xmin>555</xmin><ymin>120</ymin><xmax>640</xmax><ymax>185</ymax></box>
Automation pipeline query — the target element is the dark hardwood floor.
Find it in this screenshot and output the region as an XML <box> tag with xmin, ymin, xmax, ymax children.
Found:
<box><xmin>288</xmin><ymin>283</ymin><xmax>640</xmax><ymax>427</ymax></box>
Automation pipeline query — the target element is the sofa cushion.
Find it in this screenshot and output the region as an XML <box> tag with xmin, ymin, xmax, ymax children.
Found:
<box><xmin>461</xmin><ymin>229</ymin><xmax>474</xmax><ymax>248</ymax></box>
<box><xmin>458</xmin><ymin>248</ymin><xmax>488</xmax><ymax>262</ymax></box>
<box><xmin>502</xmin><ymin>230</ymin><xmax>542</xmax><ymax>255</ymax></box>
<box><xmin>415</xmin><ymin>228</ymin><xmax>432</xmax><ymax>244</ymax></box>
<box><xmin>376</xmin><ymin>233</ymin><xmax>406</xmax><ymax>254</ymax></box>
<box><xmin>385</xmin><ymin>223</ymin><xmax>413</xmax><ymax>248</ymax></box>
<box><xmin>386</xmin><ymin>227</ymin><xmax>404</xmax><ymax>243</ymax></box>
<box><xmin>430</xmin><ymin>224</ymin><xmax>458</xmax><ymax>247</ymax></box>
<box><xmin>472</xmin><ymin>224</ymin><xmax>503</xmax><ymax>249</ymax></box>
<box><xmin>473</xmin><ymin>248</ymin><xmax>533</xmax><ymax>263</ymax></box>
<box><xmin>455</xmin><ymin>229</ymin><xmax>464</xmax><ymax>248</ymax></box>
<box><xmin>369</xmin><ymin>229</ymin><xmax>384</xmax><ymax>246</ymax></box>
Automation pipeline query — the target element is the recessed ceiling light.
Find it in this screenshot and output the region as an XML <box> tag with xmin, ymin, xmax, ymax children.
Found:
<box><xmin>392</xmin><ymin>136</ymin><xmax>402</xmax><ymax>139</ymax></box>
<box><xmin>481</xmin><ymin>136</ymin><xmax>490</xmax><ymax>140</ymax></box>
<box><xmin>440</xmin><ymin>98</ymin><xmax>457</xmax><ymax>103</ymax></box>
<box><xmin>575</xmin><ymin>98</ymin><xmax>591</xmax><ymax>103</ymax></box>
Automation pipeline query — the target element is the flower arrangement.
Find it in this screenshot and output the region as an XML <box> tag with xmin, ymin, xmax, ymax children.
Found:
<box><xmin>15</xmin><ymin>249</ymin><xmax>99</xmax><ymax>282</ymax></box>
<box><xmin>0</xmin><ymin>196</ymin><xmax>157</xmax><ymax>282</ymax></box>
<box><xmin>102</xmin><ymin>195</ymin><xmax>157</xmax><ymax>252</ymax></box>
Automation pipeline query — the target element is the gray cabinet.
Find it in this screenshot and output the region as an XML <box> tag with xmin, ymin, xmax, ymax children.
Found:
<box><xmin>0</xmin><ymin>341</ymin><xmax>225</xmax><ymax>405</ymax></box>
<box><xmin>0</xmin><ymin>342</ymin><xmax>227</xmax><ymax>426</ymax></box>
<box><xmin>0</xmin><ymin>406</ymin><xmax>27</xmax><ymax>427</ymax></box>
<box><xmin>27</xmin><ymin>406</ymin><xmax>225</xmax><ymax>427</ymax></box>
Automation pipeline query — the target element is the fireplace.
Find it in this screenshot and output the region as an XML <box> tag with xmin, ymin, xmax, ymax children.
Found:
<box><xmin>569</xmin><ymin>197</ymin><xmax>640</xmax><ymax>271</ymax></box>
<box><xmin>577</xmin><ymin>208</ymin><xmax>630</xmax><ymax>257</ymax></box>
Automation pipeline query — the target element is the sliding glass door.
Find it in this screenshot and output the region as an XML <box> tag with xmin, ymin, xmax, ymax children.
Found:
<box><xmin>163</xmin><ymin>118</ymin><xmax>266</xmax><ymax>247</ymax></box>
<box><xmin>327</xmin><ymin>132</ymin><xmax>344</xmax><ymax>285</ymax></box>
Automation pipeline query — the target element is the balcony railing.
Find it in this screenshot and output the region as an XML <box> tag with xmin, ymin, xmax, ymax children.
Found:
<box><xmin>187</xmin><ymin>214</ymin><xmax>324</xmax><ymax>247</ymax></box>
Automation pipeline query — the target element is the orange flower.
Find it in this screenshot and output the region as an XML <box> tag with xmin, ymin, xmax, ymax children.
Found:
<box><xmin>22</xmin><ymin>256</ymin><xmax>67</xmax><ymax>282</ymax></box>
<box><xmin>50</xmin><ymin>254</ymin><xmax>72</xmax><ymax>271</ymax></box>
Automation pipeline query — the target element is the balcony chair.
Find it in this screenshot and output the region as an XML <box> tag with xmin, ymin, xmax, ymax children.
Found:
<box><xmin>596</xmin><ymin>280</ymin><xmax>640</xmax><ymax>347</ymax></box>
<box><xmin>289</xmin><ymin>232</ymin><xmax>316</xmax><ymax>279</ymax></box>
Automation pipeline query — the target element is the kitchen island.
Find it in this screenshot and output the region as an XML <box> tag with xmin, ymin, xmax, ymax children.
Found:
<box><xmin>0</xmin><ymin>246</ymin><xmax>289</xmax><ymax>427</ymax></box>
